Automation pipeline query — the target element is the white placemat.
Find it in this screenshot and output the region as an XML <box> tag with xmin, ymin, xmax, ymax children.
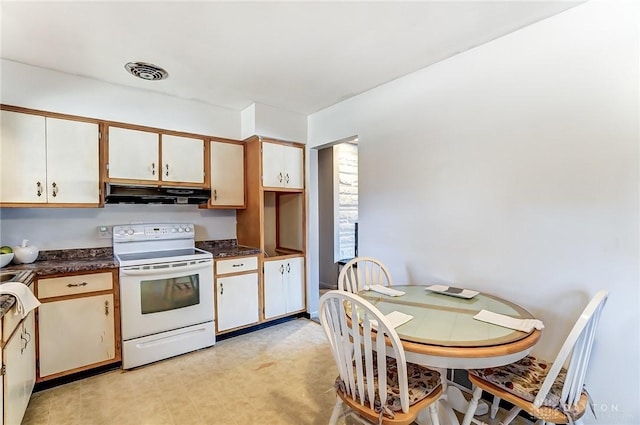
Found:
<box><xmin>473</xmin><ymin>309</ymin><xmax>544</xmax><ymax>333</ymax></box>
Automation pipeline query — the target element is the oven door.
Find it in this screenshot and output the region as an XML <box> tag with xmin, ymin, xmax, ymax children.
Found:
<box><xmin>119</xmin><ymin>258</ymin><xmax>214</xmax><ymax>340</ymax></box>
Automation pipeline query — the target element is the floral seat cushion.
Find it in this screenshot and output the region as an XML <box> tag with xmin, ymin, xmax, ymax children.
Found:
<box><xmin>469</xmin><ymin>355</ymin><xmax>567</xmax><ymax>407</ymax></box>
<box><xmin>335</xmin><ymin>354</ymin><xmax>440</xmax><ymax>415</ymax></box>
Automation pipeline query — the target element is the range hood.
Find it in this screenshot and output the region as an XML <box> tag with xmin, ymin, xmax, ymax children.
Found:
<box><xmin>105</xmin><ymin>184</ymin><xmax>210</xmax><ymax>205</ymax></box>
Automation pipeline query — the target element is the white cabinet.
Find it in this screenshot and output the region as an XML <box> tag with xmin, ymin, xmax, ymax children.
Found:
<box><xmin>209</xmin><ymin>140</ymin><xmax>245</xmax><ymax>207</ymax></box>
<box><xmin>215</xmin><ymin>257</ymin><xmax>259</xmax><ymax>333</ymax></box>
<box><xmin>262</xmin><ymin>142</ymin><xmax>304</xmax><ymax>189</ymax></box>
<box><xmin>0</xmin><ymin>110</ymin><xmax>99</xmax><ymax>204</ymax></box>
<box><xmin>2</xmin><ymin>311</ymin><xmax>35</xmax><ymax>425</ymax></box>
<box><xmin>107</xmin><ymin>127</ymin><xmax>159</xmax><ymax>181</ymax></box>
<box><xmin>107</xmin><ymin>127</ymin><xmax>205</xmax><ymax>185</ymax></box>
<box><xmin>263</xmin><ymin>257</ymin><xmax>305</xmax><ymax>319</ymax></box>
<box><xmin>216</xmin><ymin>274</ymin><xmax>259</xmax><ymax>332</ymax></box>
<box><xmin>36</xmin><ymin>271</ymin><xmax>119</xmax><ymax>380</ymax></box>
<box><xmin>162</xmin><ymin>135</ymin><xmax>205</xmax><ymax>184</ymax></box>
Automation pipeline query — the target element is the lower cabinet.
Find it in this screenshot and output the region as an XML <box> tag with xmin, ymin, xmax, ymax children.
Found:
<box><xmin>263</xmin><ymin>256</ymin><xmax>305</xmax><ymax>319</ymax></box>
<box><xmin>2</xmin><ymin>310</ymin><xmax>36</xmax><ymax>425</ymax></box>
<box><xmin>215</xmin><ymin>256</ymin><xmax>259</xmax><ymax>333</ymax></box>
<box><xmin>36</xmin><ymin>270</ymin><xmax>120</xmax><ymax>381</ymax></box>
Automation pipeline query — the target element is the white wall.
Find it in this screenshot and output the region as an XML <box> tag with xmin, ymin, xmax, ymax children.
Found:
<box><xmin>309</xmin><ymin>2</ymin><xmax>639</xmax><ymax>422</ymax></box>
<box><xmin>252</xmin><ymin>102</ymin><xmax>307</xmax><ymax>143</ymax></box>
<box><xmin>0</xmin><ymin>206</ymin><xmax>236</xmax><ymax>250</ymax></box>
<box><xmin>1</xmin><ymin>60</ymin><xmax>240</xmax><ymax>138</ymax></box>
<box><xmin>240</xmin><ymin>102</ymin><xmax>307</xmax><ymax>142</ymax></box>
<box><xmin>0</xmin><ymin>60</ymin><xmax>242</xmax><ymax>249</ymax></box>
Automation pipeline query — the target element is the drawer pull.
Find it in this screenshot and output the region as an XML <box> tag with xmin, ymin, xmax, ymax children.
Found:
<box><xmin>105</xmin><ymin>300</ymin><xmax>109</xmax><ymax>316</ymax></box>
<box><xmin>67</xmin><ymin>282</ymin><xmax>88</xmax><ymax>288</ymax></box>
<box><xmin>232</xmin><ymin>263</ymin><xmax>244</xmax><ymax>267</ymax></box>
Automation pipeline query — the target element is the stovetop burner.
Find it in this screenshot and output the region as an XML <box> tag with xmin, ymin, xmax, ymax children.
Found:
<box><xmin>113</xmin><ymin>223</ymin><xmax>213</xmax><ymax>266</ymax></box>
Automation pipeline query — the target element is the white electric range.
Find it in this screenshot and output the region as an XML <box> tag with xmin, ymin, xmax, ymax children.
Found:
<box><xmin>113</xmin><ymin>223</ymin><xmax>215</xmax><ymax>369</ymax></box>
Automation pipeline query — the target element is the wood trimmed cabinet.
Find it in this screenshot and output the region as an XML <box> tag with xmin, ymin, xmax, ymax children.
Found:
<box><xmin>214</xmin><ymin>256</ymin><xmax>259</xmax><ymax>333</ymax></box>
<box><xmin>262</xmin><ymin>142</ymin><xmax>304</xmax><ymax>190</ymax></box>
<box><xmin>34</xmin><ymin>270</ymin><xmax>121</xmax><ymax>382</ymax></box>
<box><xmin>237</xmin><ymin>136</ymin><xmax>307</xmax><ymax>324</ymax></box>
<box><xmin>106</xmin><ymin>126</ymin><xmax>206</xmax><ymax>187</ymax></box>
<box><xmin>0</xmin><ymin>104</ymin><xmax>251</xmax><ymax>208</ymax></box>
<box><xmin>263</xmin><ymin>256</ymin><xmax>305</xmax><ymax>319</ymax></box>
<box><xmin>0</xmin><ymin>108</ymin><xmax>101</xmax><ymax>207</ymax></box>
<box><xmin>1</xmin><ymin>290</ymin><xmax>36</xmax><ymax>425</ymax></box>
<box><xmin>207</xmin><ymin>139</ymin><xmax>246</xmax><ymax>208</ymax></box>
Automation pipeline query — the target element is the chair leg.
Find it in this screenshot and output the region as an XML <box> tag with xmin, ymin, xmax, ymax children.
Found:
<box><xmin>429</xmin><ymin>404</ymin><xmax>440</xmax><ymax>425</ymax></box>
<box><xmin>460</xmin><ymin>386</ymin><xmax>483</xmax><ymax>425</ymax></box>
<box><xmin>329</xmin><ymin>396</ymin><xmax>343</xmax><ymax>425</ymax></box>
<box><xmin>498</xmin><ymin>407</ymin><xmax>522</xmax><ymax>425</ymax></box>
<box><xmin>490</xmin><ymin>396</ymin><xmax>501</xmax><ymax>419</ymax></box>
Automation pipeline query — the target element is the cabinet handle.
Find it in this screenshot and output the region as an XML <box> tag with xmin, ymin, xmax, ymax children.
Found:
<box><xmin>51</xmin><ymin>182</ymin><xmax>58</xmax><ymax>197</ymax></box>
<box><xmin>278</xmin><ymin>172</ymin><xmax>283</xmax><ymax>183</ymax></box>
<box><xmin>232</xmin><ymin>263</ymin><xmax>244</xmax><ymax>268</ymax></box>
<box><xmin>220</xmin><ymin>283</ymin><xmax>224</xmax><ymax>295</ymax></box>
<box><xmin>67</xmin><ymin>282</ymin><xmax>88</xmax><ymax>288</ymax></box>
<box><xmin>286</xmin><ymin>263</ymin><xmax>291</xmax><ymax>273</ymax></box>
<box><xmin>213</xmin><ymin>189</ymin><xmax>218</xmax><ymax>201</ymax></box>
<box><xmin>21</xmin><ymin>330</ymin><xmax>31</xmax><ymax>354</ymax></box>
<box><xmin>36</xmin><ymin>181</ymin><xmax>43</xmax><ymax>197</ymax></box>
<box><xmin>151</xmin><ymin>162</ymin><xmax>156</xmax><ymax>175</ymax></box>
<box><xmin>279</xmin><ymin>264</ymin><xmax>284</xmax><ymax>274</ymax></box>
<box><xmin>285</xmin><ymin>173</ymin><xmax>290</xmax><ymax>184</ymax></box>
<box><xmin>105</xmin><ymin>300</ymin><xmax>109</xmax><ymax>316</ymax></box>
<box><xmin>165</xmin><ymin>163</ymin><xmax>170</xmax><ymax>177</ymax></box>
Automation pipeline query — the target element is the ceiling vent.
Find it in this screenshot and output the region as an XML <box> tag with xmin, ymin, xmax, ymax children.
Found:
<box><xmin>125</xmin><ymin>62</ymin><xmax>169</xmax><ymax>81</ymax></box>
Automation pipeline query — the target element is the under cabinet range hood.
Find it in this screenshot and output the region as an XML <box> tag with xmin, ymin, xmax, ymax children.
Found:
<box><xmin>105</xmin><ymin>184</ymin><xmax>210</xmax><ymax>205</ymax></box>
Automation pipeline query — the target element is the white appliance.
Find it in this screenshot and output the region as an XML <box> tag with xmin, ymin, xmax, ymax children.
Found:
<box><xmin>113</xmin><ymin>223</ymin><xmax>215</xmax><ymax>369</ymax></box>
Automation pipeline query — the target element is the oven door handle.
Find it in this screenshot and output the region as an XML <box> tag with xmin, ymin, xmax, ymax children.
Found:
<box><xmin>120</xmin><ymin>261</ymin><xmax>213</xmax><ymax>276</ymax></box>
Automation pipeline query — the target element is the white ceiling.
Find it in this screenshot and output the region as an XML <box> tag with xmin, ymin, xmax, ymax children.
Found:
<box><xmin>1</xmin><ymin>1</ymin><xmax>580</xmax><ymax>115</ymax></box>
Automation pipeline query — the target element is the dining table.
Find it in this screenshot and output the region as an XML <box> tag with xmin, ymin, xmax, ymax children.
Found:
<box><xmin>357</xmin><ymin>285</ymin><xmax>542</xmax><ymax>425</ymax></box>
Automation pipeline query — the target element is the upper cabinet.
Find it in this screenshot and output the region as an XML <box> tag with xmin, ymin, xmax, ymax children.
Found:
<box><xmin>262</xmin><ymin>142</ymin><xmax>304</xmax><ymax>190</ymax></box>
<box><xmin>237</xmin><ymin>136</ymin><xmax>306</xmax><ymax>257</ymax></box>
<box><xmin>208</xmin><ymin>140</ymin><xmax>245</xmax><ymax>208</ymax></box>
<box><xmin>0</xmin><ymin>110</ymin><xmax>100</xmax><ymax>206</ymax></box>
<box><xmin>107</xmin><ymin>126</ymin><xmax>205</xmax><ymax>187</ymax></box>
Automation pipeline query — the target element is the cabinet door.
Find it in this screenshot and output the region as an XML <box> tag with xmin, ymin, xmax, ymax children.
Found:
<box><xmin>3</xmin><ymin>312</ymin><xmax>36</xmax><ymax>425</ymax></box>
<box><xmin>262</xmin><ymin>142</ymin><xmax>285</xmax><ymax>188</ymax></box>
<box><xmin>283</xmin><ymin>145</ymin><xmax>304</xmax><ymax>189</ymax></box>
<box><xmin>285</xmin><ymin>257</ymin><xmax>305</xmax><ymax>313</ymax></box>
<box><xmin>161</xmin><ymin>135</ymin><xmax>204</xmax><ymax>184</ymax></box>
<box><xmin>0</xmin><ymin>111</ymin><xmax>47</xmax><ymax>203</ymax></box>
<box><xmin>38</xmin><ymin>294</ymin><xmax>115</xmax><ymax>378</ymax></box>
<box><xmin>216</xmin><ymin>273</ymin><xmax>259</xmax><ymax>332</ymax></box>
<box><xmin>108</xmin><ymin>127</ymin><xmax>159</xmax><ymax>181</ymax></box>
<box><xmin>263</xmin><ymin>260</ymin><xmax>286</xmax><ymax>319</ymax></box>
<box><xmin>209</xmin><ymin>141</ymin><xmax>245</xmax><ymax>207</ymax></box>
<box><xmin>46</xmin><ymin>118</ymin><xmax>99</xmax><ymax>203</ymax></box>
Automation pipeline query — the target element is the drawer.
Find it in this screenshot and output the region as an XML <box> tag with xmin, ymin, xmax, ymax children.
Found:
<box><xmin>216</xmin><ymin>256</ymin><xmax>258</xmax><ymax>275</ymax></box>
<box><xmin>37</xmin><ymin>272</ymin><xmax>113</xmax><ymax>299</ymax></box>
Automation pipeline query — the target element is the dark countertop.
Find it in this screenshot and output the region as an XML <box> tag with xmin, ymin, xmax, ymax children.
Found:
<box><xmin>0</xmin><ymin>240</ymin><xmax>261</xmax><ymax>319</ymax></box>
<box><xmin>0</xmin><ymin>270</ymin><xmax>35</xmax><ymax>320</ymax></box>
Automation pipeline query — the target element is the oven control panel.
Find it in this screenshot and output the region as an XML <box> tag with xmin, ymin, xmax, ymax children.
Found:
<box><xmin>113</xmin><ymin>223</ymin><xmax>194</xmax><ymax>242</ymax></box>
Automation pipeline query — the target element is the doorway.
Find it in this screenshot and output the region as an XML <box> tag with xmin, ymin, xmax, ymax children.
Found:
<box><xmin>317</xmin><ymin>137</ymin><xmax>358</xmax><ymax>295</ymax></box>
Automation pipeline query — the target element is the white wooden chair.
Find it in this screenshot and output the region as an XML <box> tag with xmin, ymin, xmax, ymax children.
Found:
<box><xmin>337</xmin><ymin>257</ymin><xmax>394</xmax><ymax>293</ymax></box>
<box><xmin>319</xmin><ymin>290</ymin><xmax>442</xmax><ymax>425</ymax></box>
<box><xmin>461</xmin><ymin>290</ymin><xmax>608</xmax><ymax>425</ymax></box>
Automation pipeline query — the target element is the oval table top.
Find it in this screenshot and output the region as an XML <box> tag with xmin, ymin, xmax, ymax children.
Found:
<box><xmin>358</xmin><ymin>285</ymin><xmax>541</xmax><ymax>368</ymax></box>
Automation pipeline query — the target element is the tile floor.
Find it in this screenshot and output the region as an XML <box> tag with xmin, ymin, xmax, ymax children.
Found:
<box><xmin>22</xmin><ymin>318</ymin><xmax>531</xmax><ymax>425</ymax></box>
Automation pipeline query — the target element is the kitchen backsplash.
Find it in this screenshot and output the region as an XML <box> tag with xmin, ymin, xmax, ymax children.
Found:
<box><xmin>0</xmin><ymin>205</ymin><xmax>237</xmax><ymax>250</ymax></box>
